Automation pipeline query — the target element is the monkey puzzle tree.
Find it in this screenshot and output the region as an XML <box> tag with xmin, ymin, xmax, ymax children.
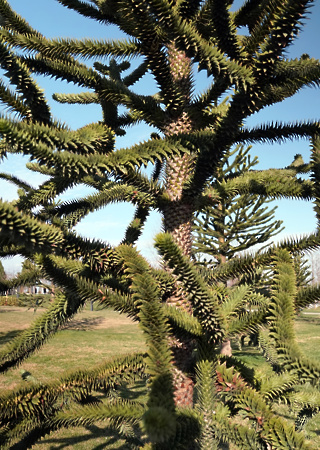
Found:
<box><xmin>0</xmin><ymin>259</ymin><xmax>6</xmax><ymax>295</ymax></box>
<box><xmin>0</xmin><ymin>259</ymin><xmax>5</xmax><ymax>278</ymax></box>
<box><xmin>1</xmin><ymin>0</ymin><xmax>320</xmax><ymax>448</ymax></box>
<box><xmin>193</xmin><ymin>144</ymin><xmax>284</xmax><ymax>265</ymax></box>
<box><xmin>192</xmin><ymin>144</ymin><xmax>284</xmax><ymax>356</ymax></box>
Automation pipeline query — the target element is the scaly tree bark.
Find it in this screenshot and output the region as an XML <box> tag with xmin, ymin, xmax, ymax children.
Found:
<box><xmin>1</xmin><ymin>0</ymin><xmax>320</xmax><ymax>448</ymax></box>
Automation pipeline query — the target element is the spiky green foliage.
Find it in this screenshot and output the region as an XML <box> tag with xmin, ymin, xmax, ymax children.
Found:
<box><xmin>195</xmin><ymin>359</ymin><xmax>219</xmax><ymax>449</ymax></box>
<box><xmin>192</xmin><ymin>144</ymin><xmax>285</xmax><ymax>357</ymax></box>
<box><xmin>0</xmin><ymin>0</ymin><xmax>320</xmax><ymax>448</ymax></box>
<box><xmin>0</xmin><ymin>258</ymin><xmax>6</xmax><ymax>294</ymax></box>
<box><xmin>0</xmin><ymin>353</ymin><xmax>147</xmax><ymax>449</ymax></box>
<box><xmin>193</xmin><ymin>144</ymin><xmax>284</xmax><ymax>265</ymax></box>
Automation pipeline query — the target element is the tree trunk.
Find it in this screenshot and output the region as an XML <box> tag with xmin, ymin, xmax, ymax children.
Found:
<box><xmin>220</xmin><ymin>339</ymin><xmax>232</xmax><ymax>356</ymax></box>
<box><xmin>217</xmin><ymin>234</ymin><xmax>233</xmax><ymax>357</ymax></box>
<box><xmin>162</xmin><ymin>43</ymin><xmax>196</xmax><ymax>407</ymax></box>
<box><xmin>164</xmin><ymin>155</ymin><xmax>196</xmax><ymax>407</ymax></box>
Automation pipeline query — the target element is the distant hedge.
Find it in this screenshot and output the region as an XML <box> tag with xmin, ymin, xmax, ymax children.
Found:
<box><xmin>0</xmin><ymin>296</ymin><xmax>25</xmax><ymax>306</ymax></box>
<box><xmin>0</xmin><ymin>294</ymin><xmax>52</xmax><ymax>307</ymax></box>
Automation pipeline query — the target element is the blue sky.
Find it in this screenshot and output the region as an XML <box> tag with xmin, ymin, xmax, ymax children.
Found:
<box><xmin>1</xmin><ymin>0</ymin><xmax>320</xmax><ymax>274</ymax></box>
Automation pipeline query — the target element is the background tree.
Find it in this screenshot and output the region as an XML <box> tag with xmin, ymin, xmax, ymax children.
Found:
<box><xmin>0</xmin><ymin>0</ymin><xmax>320</xmax><ymax>448</ymax></box>
<box><xmin>294</xmin><ymin>253</ymin><xmax>313</xmax><ymax>289</ymax></box>
<box><xmin>0</xmin><ymin>259</ymin><xmax>6</xmax><ymax>295</ymax></box>
<box><xmin>0</xmin><ymin>259</ymin><xmax>5</xmax><ymax>279</ymax></box>
<box><xmin>193</xmin><ymin>144</ymin><xmax>284</xmax><ymax>265</ymax></box>
<box><xmin>192</xmin><ymin>144</ymin><xmax>284</xmax><ymax>355</ymax></box>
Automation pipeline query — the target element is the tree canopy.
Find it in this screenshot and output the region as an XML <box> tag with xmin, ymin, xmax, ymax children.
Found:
<box><xmin>0</xmin><ymin>0</ymin><xmax>320</xmax><ymax>448</ymax></box>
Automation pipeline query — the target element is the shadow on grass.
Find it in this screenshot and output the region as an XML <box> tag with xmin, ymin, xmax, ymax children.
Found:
<box><xmin>34</xmin><ymin>424</ymin><xmax>134</xmax><ymax>449</ymax></box>
<box><xmin>0</xmin><ymin>329</ymin><xmax>22</xmax><ymax>346</ymax></box>
<box><xmin>61</xmin><ymin>317</ymin><xmax>106</xmax><ymax>331</ymax></box>
<box><xmin>118</xmin><ymin>379</ymin><xmax>148</xmax><ymax>401</ymax></box>
<box><xmin>296</xmin><ymin>315</ymin><xmax>320</xmax><ymax>325</ymax></box>
<box><xmin>233</xmin><ymin>347</ymin><xmax>266</xmax><ymax>367</ymax></box>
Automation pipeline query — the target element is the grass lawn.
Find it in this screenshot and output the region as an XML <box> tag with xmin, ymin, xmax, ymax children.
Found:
<box><xmin>0</xmin><ymin>305</ymin><xmax>146</xmax><ymax>390</ymax></box>
<box><xmin>1</xmin><ymin>305</ymin><xmax>320</xmax><ymax>448</ymax></box>
<box><xmin>0</xmin><ymin>305</ymin><xmax>146</xmax><ymax>449</ymax></box>
<box><xmin>296</xmin><ymin>312</ymin><xmax>320</xmax><ymax>360</ymax></box>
